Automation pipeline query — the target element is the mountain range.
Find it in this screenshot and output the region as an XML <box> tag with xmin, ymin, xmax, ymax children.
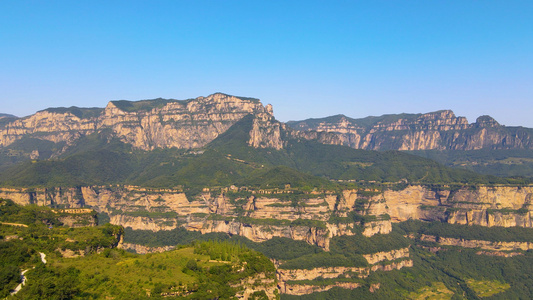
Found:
<box><xmin>1</xmin><ymin>93</ymin><xmax>532</xmax><ymax>181</ymax></box>
<box><xmin>3</xmin><ymin>93</ymin><xmax>533</xmax><ymax>298</ymax></box>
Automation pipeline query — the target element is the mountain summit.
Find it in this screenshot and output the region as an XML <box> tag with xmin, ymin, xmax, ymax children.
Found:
<box><xmin>0</xmin><ymin>93</ymin><xmax>272</xmax><ymax>153</ymax></box>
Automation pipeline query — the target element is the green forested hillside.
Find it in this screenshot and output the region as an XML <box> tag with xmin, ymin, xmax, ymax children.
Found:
<box><xmin>0</xmin><ymin>199</ymin><xmax>276</xmax><ymax>299</ymax></box>
<box><xmin>0</xmin><ymin>115</ymin><xmax>521</xmax><ymax>191</ymax></box>
<box><xmin>410</xmin><ymin>149</ymin><xmax>533</xmax><ymax>178</ymax></box>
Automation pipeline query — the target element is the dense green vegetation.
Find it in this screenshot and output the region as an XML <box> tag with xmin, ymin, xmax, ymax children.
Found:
<box><xmin>42</xmin><ymin>106</ymin><xmax>104</xmax><ymax>119</ymax></box>
<box><xmin>282</xmin><ymin>246</ymin><xmax>533</xmax><ymax>300</ymax></box>
<box><xmin>124</xmin><ymin>227</ymin><xmax>323</xmax><ymax>261</ymax></box>
<box><xmin>0</xmin><ymin>137</ymin><xmax>65</xmax><ymax>168</ymax></box>
<box><xmin>0</xmin><ymin>200</ymin><xmax>122</xmax><ymax>254</ymax></box>
<box><xmin>124</xmin><ymin>226</ymin><xmax>410</xmax><ymax>270</ymax></box>
<box><xmin>0</xmin><ymin>199</ymin><xmax>123</xmax><ymax>298</ymax></box>
<box><xmin>111</xmin><ymin>98</ymin><xmax>178</xmax><ymax>112</ymax></box>
<box><xmin>330</xmin><ymin>231</ymin><xmax>410</xmax><ymax>255</ymax></box>
<box><xmin>0</xmin><ymin>240</ymin><xmax>35</xmax><ymax>298</ymax></box>
<box><xmin>237</xmin><ymin>165</ymin><xmax>337</xmax><ymax>190</ymax></box>
<box><xmin>281</xmin><ymin>223</ymin><xmax>533</xmax><ymax>300</ymax></box>
<box><xmin>286</xmin><ymin>112</ymin><xmax>428</xmax><ymax>131</ymax></box>
<box><xmin>411</xmin><ymin>149</ymin><xmax>533</xmax><ymax>178</ymax></box>
<box><xmin>396</xmin><ymin>220</ymin><xmax>533</xmax><ymax>243</ymax></box>
<box><xmin>123</xmin><ymin>221</ymin><xmax>533</xmax><ymax>299</ymax></box>
<box><xmin>1</xmin><ymin>199</ymin><xmax>277</xmax><ymax>299</ymax></box>
<box><xmin>8</xmin><ymin>194</ymin><xmax>533</xmax><ymax>299</ymax></box>
<box><xmin>10</xmin><ymin>241</ymin><xmax>276</xmax><ymax>300</ymax></box>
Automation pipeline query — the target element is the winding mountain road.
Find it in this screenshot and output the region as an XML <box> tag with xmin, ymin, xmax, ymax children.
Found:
<box><xmin>10</xmin><ymin>252</ymin><xmax>46</xmax><ymax>296</ymax></box>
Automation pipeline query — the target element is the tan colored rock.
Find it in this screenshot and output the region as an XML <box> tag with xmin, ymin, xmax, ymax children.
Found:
<box><xmin>0</xmin><ymin>93</ymin><xmax>271</xmax><ymax>151</ymax></box>
<box><xmin>288</xmin><ymin>110</ymin><xmax>533</xmax><ymax>150</ymax></box>
<box><xmin>118</xmin><ymin>243</ymin><xmax>175</xmax><ymax>254</ymax></box>
<box><xmin>363</xmin><ymin>247</ymin><xmax>410</xmax><ymax>265</ymax></box>
<box><xmin>277</xmin><ymin>258</ymin><xmax>413</xmax><ymax>294</ymax></box>
<box><xmin>420</xmin><ymin>234</ymin><xmax>533</xmax><ymax>251</ymax></box>
<box><xmin>277</xmin><ymin>266</ymin><xmax>368</xmax><ymax>282</ymax></box>
<box><xmin>362</xmin><ymin>220</ymin><xmax>392</xmax><ymax>236</ymax></box>
<box><xmin>109</xmin><ymin>215</ymin><xmax>178</xmax><ymax>231</ymax></box>
<box><xmin>281</xmin><ymin>282</ymin><xmax>360</xmax><ymax>295</ymax></box>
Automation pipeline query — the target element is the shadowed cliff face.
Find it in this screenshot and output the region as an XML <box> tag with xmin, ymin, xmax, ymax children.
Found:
<box><xmin>0</xmin><ymin>93</ymin><xmax>272</xmax><ymax>152</ymax></box>
<box><xmin>287</xmin><ymin>110</ymin><xmax>533</xmax><ymax>151</ymax></box>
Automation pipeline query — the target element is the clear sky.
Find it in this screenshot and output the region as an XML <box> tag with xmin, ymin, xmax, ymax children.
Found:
<box><xmin>1</xmin><ymin>1</ymin><xmax>532</xmax><ymax>127</ymax></box>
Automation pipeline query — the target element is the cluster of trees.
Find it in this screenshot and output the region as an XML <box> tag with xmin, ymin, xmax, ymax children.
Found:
<box><xmin>0</xmin><ymin>241</ymin><xmax>35</xmax><ymax>298</ymax></box>
<box><xmin>1</xmin><ymin>199</ymin><xmax>122</xmax><ymax>254</ymax></box>
<box><xmin>411</xmin><ymin>148</ymin><xmax>533</xmax><ymax>179</ymax></box>
<box><xmin>2</xmin><ymin>198</ymin><xmax>278</xmax><ymax>299</ymax></box>
<box><xmin>397</xmin><ymin>220</ymin><xmax>533</xmax><ymax>243</ymax></box>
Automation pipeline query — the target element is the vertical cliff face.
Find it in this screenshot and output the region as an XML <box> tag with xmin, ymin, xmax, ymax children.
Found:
<box><xmin>0</xmin><ymin>93</ymin><xmax>273</xmax><ymax>152</ymax></box>
<box><xmin>247</xmin><ymin>106</ymin><xmax>285</xmax><ymax>150</ymax></box>
<box><xmin>287</xmin><ymin>110</ymin><xmax>533</xmax><ymax>151</ymax></box>
<box><xmin>100</xmin><ymin>93</ymin><xmax>271</xmax><ymax>150</ymax></box>
<box><xmin>0</xmin><ymin>110</ymin><xmax>98</xmax><ymax>148</ymax></box>
<box><xmin>2</xmin><ymin>184</ymin><xmax>533</xmax><ymax>235</ymax></box>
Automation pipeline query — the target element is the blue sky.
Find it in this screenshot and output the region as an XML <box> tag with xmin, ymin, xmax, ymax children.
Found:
<box><xmin>1</xmin><ymin>1</ymin><xmax>532</xmax><ymax>127</ymax></box>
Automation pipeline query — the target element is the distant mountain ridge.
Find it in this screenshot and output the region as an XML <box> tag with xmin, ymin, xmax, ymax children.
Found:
<box><xmin>0</xmin><ymin>93</ymin><xmax>271</xmax><ymax>154</ymax></box>
<box><xmin>1</xmin><ymin>94</ymin><xmax>533</xmax><ymax>165</ymax></box>
<box><xmin>287</xmin><ymin>110</ymin><xmax>533</xmax><ymax>151</ymax></box>
<box><xmin>0</xmin><ymin>113</ymin><xmax>17</xmax><ymax>118</ymax></box>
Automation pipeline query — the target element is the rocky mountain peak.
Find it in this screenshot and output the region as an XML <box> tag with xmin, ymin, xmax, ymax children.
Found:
<box><xmin>475</xmin><ymin>115</ymin><xmax>500</xmax><ymax>128</ymax></box>
<box><xmin>0</xmin><ymin>93</ymin><xmax>272</xmax><ymax>152</ymax></box>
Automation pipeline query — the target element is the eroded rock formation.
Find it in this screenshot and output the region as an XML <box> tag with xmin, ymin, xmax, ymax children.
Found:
<box><xmin>287</xmin><ymin>110</ymin><xmax>533</xmax><ymax>150</ymax></box>
<box><xmin>0</xmin><ymin>93</ymin><xmax>273</xmax><ymax>153</ymax></box>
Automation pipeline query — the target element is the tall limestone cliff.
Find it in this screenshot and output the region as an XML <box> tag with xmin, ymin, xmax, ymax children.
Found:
<box><xmin>2</xmin><ymin>184</ymin><xmax>533</xmax><ymax>249</ymax></box>
<box><xmin>287</xmin><ymin>110</ymin><xmax>533</xmax><ymax>151</ymax></box>
<box><xmin>0</xmin><ymin>93</ymin><xmax>274</xmax><ymax>153</ymax></box>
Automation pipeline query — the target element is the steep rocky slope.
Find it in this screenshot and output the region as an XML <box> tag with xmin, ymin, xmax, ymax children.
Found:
<box><xmin>287</xmin><ymin>110</ymin><xmax>533</xmax><ymax>151</ymax></box>
<box><xmin>0</xmin><ymin>93</ymin><xmax>272</xmax><ymax>154</ymax></box>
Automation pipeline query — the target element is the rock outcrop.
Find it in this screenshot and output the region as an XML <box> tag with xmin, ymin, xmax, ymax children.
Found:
<box><xmin>363</xmin><ymin>247</ymin><xmax>410</xmax><ymax>265</ymax></box>
<box><xmin>0</xmin><ymin>93</ymin><xmax>274</xmax><ymax>152</ymax></box>
<box><xmin>287</xmin><ymin>110</ymin><xmax>533</xmax><ymax>151</ymax></box>
<box><xmin>419</xmin><ymin>234</ymin><xmax>533</xmax><ymax>251</ymax></box>
<box><xmin>281</xmin><ymin>282</ymin><xmax>360</xmax><ymax>296</ymax></box>
<box><xmin>119</xmin><ymin>243</ymin><xmax>176</xmax><ymax>254</ymax></box>
<box><xmin>276</xmin><ymin>248</ymin><xmax>413</xmax><ymax>296</ymax></box>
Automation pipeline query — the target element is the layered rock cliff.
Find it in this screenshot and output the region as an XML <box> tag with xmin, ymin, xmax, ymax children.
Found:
<box><xmin>7</xmin><ymin>95</ymin><xmax>529</xmax><ymax>155</ymax></box>
<box><xmin>418</xmin><ymin>234</ymin><xmax>533</xmax><ymax>251</ymax></box>
<box><xmin>276</xmin><ymin>247</ymin><xmax>413</xmax><ymax>296</ymax></box>
<box><xmin>2</xmin><ymin>184</ymin><xmax>532</xmax><ymax>251</ymax></box>
<box><xmin>287</xmin><ymin>110</ymin><xmax>533</xmax><ymax>151</ymax></box>
<box><xmin>0</xmin><ymin>93</ymin><xmax>273</xmax><ymax>153</ymax></box>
